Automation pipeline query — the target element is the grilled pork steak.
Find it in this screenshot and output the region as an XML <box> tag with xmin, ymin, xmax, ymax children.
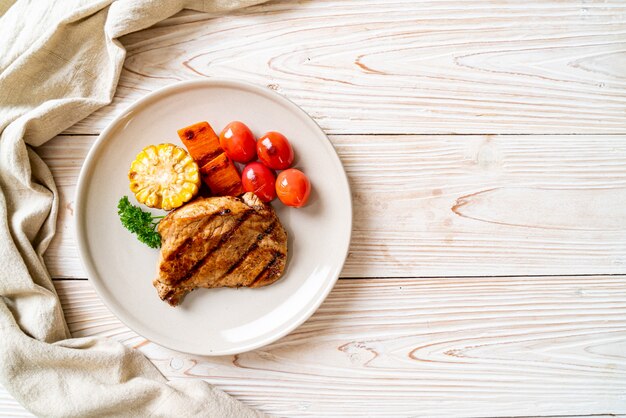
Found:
<box><xmin>153</xmin><ymin>192</ymin><xmax>287</xmax><ymax>306</ymax></box>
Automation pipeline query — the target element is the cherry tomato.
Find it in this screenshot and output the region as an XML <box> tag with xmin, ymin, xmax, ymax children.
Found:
<box><xmin>275</xmin><ymin>169</ymin><xmax>311</xmax><ymax>208</ymax></box>
<box><xmin>241</xmin><ymin>162</ymin><xmax>276</xmax><ymax>202</ymax></box>
<box><xmin>219</xmin><ymin>121</ymin><xmax>257</xmax><ymax>163</ymax></box>
<box><xmin>256</xmin><ymin>132</ymin><xmax>294</xmax><ymax>170</ymax></box>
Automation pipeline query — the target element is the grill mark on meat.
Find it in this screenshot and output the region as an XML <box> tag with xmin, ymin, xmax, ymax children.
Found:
<box><xmin>250</xmin><ymin>251</ymin><xmax>283</xmax><ymax>287</ymax></box>
<box><xmin>222</xmin><ymin>221</ymin><xmax>278</xmax><ymax>277</ymax></box>
<box><xmin>214</xmin><ymin>210</ymin><xmax>254</xmax><ymax>248</ymax></box>
<box><xmin>163</xmin><ymin>211</ymin><xmax>222</xmax><ymax>265</ymax></box>
<box><xmin>170</xmin><ymin>209</ymin><xmax>255</xmax><ymax>286</ymax></box>
<box><xmin>164</xmin><ymin>236</ymin><xmax>193</xmax><ymax>262</ymax></box>
<box><xmin>154</xmin><ymin>194</ymin><xmax>288</xmax><ymax>306</ymax></box>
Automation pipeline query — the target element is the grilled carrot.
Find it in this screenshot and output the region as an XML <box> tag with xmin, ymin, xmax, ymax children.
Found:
<box><xmin>199</xmin><ymin>153</ymin><xmax>244</xmax><ymax>196</ymax></box>
<box><xmin>177</xmin><ymin>121</ymin><xmax>222</xmax><ymax>167</ymax></box>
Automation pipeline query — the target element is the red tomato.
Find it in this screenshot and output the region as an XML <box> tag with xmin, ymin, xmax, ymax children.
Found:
<box><xmin>256</xmin><ymin>132</ymin><xmax>294</xmax><ymax>170</ymax></box>
<box><xmin>219</xmin><ymin>121</ymin><xmax>257</xmax><ymax>163</ymax></box>
<box><xmin>275</xmin><ymin>169</ymin><xmax>311</xmax><ymax>208</ymax></box>
<box><xmin>241</xmin><ymin>162</ymin><xmax>276</xmax><ymax>202</ymax></box>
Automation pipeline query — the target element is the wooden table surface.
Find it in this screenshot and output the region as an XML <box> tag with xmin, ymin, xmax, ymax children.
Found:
<box><xmin>3</xmin><ymin>1</ymin><xmax>626</xmax><ymax>416</ymax></box>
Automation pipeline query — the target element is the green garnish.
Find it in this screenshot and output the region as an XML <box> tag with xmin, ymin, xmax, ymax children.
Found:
<box><xmin>117</xmin><ymin>196</ymin><xmax>164</xmax><ymax>249</ymax></box>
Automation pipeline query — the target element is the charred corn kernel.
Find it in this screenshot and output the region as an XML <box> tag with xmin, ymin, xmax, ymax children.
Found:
<box><xmin>128</xmin><ymin>143</ymin><xmax>200</xmax><ymax>210</ymax></box>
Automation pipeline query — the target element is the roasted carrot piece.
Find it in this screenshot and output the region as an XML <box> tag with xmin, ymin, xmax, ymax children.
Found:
<box><xmin>199</xmin><ymin>153</ymin><xmax>244</xmax><ymax>196</ymax></box>
<box><xmin>177</xmin><ymin>121</ymin><xmax>222</xmax><ymax>167</ymax></box>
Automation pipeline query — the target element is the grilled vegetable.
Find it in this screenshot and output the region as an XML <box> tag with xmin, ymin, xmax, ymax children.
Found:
<box><xmin>219</xmin><ymin>121</ymin><xmax>257</xmax><ymax>163</ymax></box>
<box><xmin>199</xmin><ymin>153</ymin><xmax>244</xmax><ymax>196</ymax></box>
<box><xmin>241</xmin><ymin>161</ymin><xmax>276</xmax><ymax>202</ymax></box>
<box><xmin>257</xmin><ymin>131</ymin><xmax>294</xmax><ymax>170</ymax></box>
<box><xmin>117</xmin><ymin>196</ymin><xmax>163</xmax><ymax>248</ymax></box>
<box><xmin>177</xmin><ymin>121</ymin><xmax>222</xmax><ymax>167</ymax></box>
<box><xmin>276</xmin><ymin>168</ymin><xmax>311</xmax><ymax>208</ymax></box>
<box><xmin>128</xmin><ymin>143</ymin><xmax>200</xmax><ymax>211</ymax></box>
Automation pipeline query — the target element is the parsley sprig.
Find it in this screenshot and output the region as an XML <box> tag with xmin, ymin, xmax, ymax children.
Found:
<box><xmin>117</xmin><ymin>196</ymin><xmax>164</xmax><ymax>249</ymax></box>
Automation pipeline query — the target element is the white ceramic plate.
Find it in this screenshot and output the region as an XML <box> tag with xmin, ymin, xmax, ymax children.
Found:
<box><xmin>75</xmin><ymin>79</ymin><xmax>351</xmax><ymax>355</ymax></box>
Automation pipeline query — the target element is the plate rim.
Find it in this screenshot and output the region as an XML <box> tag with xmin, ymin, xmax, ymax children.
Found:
<box><xmin>74</xmin><ymin>78</ymin><xmax>353</xmax><ymax>355</ymax></box>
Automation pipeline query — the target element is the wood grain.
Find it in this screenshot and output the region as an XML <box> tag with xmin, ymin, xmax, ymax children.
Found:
<box><xmin>38</xmin><ymin>134</ymin><xmax>626</xmax><ymax>279</ymax></box>
<box><xmin>60</xmin><ymin>0</ymin><xmax>626</xmax><ymax>136</ymax></box>
<box><xmin>0</xmin><ymin>387</ymin><xmax>33</xmax><ymax>417</ymax></box>
<box><xmin>7</xmin><ymin>1</ymin><xmax>625</xmax><ymax>416</ymax></box>
<box><xmin>4</xmin><ymin>278</ymin><xmax>621</xmax><ymax>417</ymax></box>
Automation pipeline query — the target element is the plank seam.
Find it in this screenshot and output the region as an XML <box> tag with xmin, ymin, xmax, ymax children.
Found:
<box><xmin>51</xmin><ymin>273</ymin><xmax>626</xmax><ymax>281</ymax></box>
<box><xmin>489</xmin><ymin>415</ymin><xmax>619</xmax><ymax>418</ymax></box>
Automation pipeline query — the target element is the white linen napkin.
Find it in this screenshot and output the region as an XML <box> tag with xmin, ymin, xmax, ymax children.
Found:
<box><xmin>0</xmin><ymin>0</ymin><xmax>269</xmax><ymax>416</ymax></box>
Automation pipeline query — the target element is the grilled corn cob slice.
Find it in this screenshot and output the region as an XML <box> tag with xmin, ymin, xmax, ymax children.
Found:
<box><xmin>128</xmin><ymin>143</ymin><xmax>200</xmax><ymax>210</ymax></box>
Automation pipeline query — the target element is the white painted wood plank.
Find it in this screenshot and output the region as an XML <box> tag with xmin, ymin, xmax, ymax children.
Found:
<box><xmin>0</xmin><ymin>386</ymin><xmax>33</xmax><ymax>417</ymax></box>
<box><xmin>8</xmin><ymin>1</ymin><xmax>626</xmax><ymax>416</ymax></box>
<box><xmin>61</xmin><ymin>0</ymin><xmax>626</xmax><ymax>136</ymax></box>
<box><xmin>22</xmin><ymin>278</ymin><xmax>624</xmax><ymax>417</ymax></box>
<box><xmin>4</xmin><ymin>276</ymin><xmax>625</xmax><ymax>417</ymax></box>
<box><xmin>37</xmin><ymin>134</ymin><xmax>626</xmax><ymax>279</ymax></box>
